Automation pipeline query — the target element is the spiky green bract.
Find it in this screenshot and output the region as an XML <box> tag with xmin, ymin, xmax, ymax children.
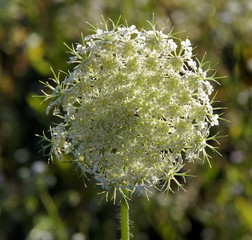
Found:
<box><xmin>39</xmin><ymin>18</ymin><xmax>221</xmax><ymax>201</ymax></box>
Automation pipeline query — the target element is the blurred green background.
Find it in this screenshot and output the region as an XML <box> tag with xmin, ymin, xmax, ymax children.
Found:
<box><xmin>0</xmin><ymin>0</ymin><xmax>252</xmax><ymax>239</ymax></box>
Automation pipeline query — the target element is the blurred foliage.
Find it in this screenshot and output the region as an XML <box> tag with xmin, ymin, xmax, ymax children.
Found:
<box><xmin>0</xmin><ymin>0</ymin><xmax>252</xmax><ymax>239</ymax></box>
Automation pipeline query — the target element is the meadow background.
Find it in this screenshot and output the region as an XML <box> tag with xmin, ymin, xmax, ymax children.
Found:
<box><xmin>0</xmin><ymin>0</ymin><xmax>252</xmax><ymax>239</ymax></box>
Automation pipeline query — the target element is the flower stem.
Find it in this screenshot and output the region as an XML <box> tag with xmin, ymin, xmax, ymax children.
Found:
<box><xmin>121</xmin><ymin>193</ymin><xmax>129</xmax><ymax>240</ymax></box>
<box><xmin>36</xmin><ymin>176</ymin><xmax>68</xmax><ymax>240</ymax></box>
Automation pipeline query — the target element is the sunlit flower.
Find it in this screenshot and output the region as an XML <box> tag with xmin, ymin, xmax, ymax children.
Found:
<box><xmin>39</xmin><ymin>18</ymin><xmax>221</xmax><ymax>199</ymax></box>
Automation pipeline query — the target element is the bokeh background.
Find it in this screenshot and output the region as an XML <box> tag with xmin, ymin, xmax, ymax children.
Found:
<box><xmin>1</xmin><ymin>0</ymin><xmax>252</xmax><ymax>239</ymax></box>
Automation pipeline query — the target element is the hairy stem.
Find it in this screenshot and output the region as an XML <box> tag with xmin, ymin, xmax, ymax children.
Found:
<box><xmin>121</xmin><ymin>193</ymin><xmax>129</xmax><ymax>240</ymax></box>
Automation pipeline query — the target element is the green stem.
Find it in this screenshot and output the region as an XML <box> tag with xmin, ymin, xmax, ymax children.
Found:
<box><xmin>121</xmin><ymin>194</ymin><xmax>130</xmax><ymax>240</ymax></box>
<box><xmin>36</xmin><ymin>176</ymin><xmax>68</xmax><ymax>240</ymax></box>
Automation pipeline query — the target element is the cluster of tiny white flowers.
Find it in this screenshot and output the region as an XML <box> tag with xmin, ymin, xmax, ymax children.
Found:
<box><xmin>42</xmin><ymin>20</ymin><xmax>220</xmax><ymax>195</ymax></box>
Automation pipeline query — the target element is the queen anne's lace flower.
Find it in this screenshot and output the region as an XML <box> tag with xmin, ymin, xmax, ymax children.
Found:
<box><xmin>40</xmin><ymin>19</ymin><xmax>220</xmax><ymax>198</ymax></box>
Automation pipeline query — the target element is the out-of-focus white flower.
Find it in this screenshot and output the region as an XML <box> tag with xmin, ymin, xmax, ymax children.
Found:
<box><xmin>39</xmin><ymin>18</ymin><xmax>221</xmax><ymax>199</ymax></box>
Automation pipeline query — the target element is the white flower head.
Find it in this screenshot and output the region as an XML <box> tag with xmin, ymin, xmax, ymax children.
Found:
<box><xmin>39</xmin><ymin>18</ymin><xmax>221</xmax><ymax>200</ymax></box>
